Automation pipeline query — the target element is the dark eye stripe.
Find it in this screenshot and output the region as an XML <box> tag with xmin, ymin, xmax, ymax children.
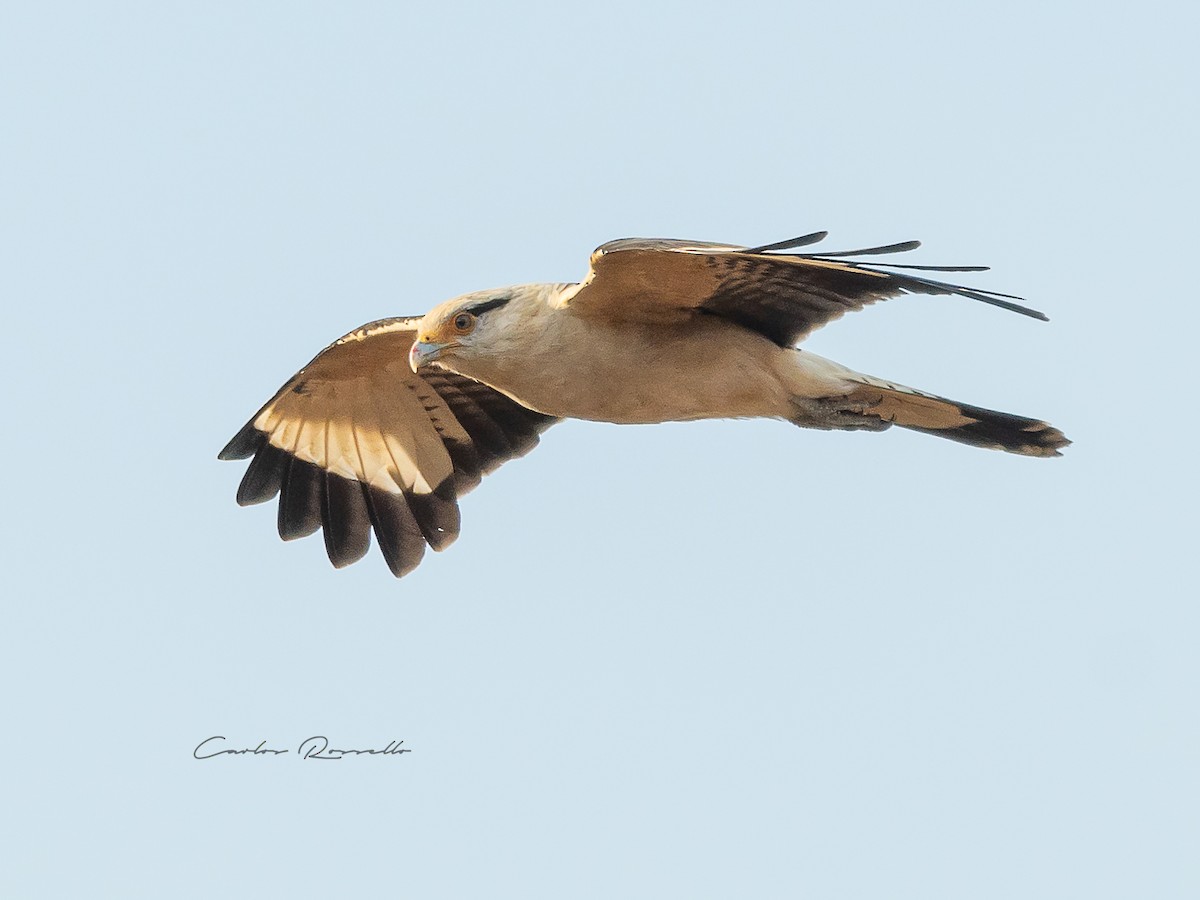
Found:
<box><xmin>464</xmin><ymin>296</ymin><xmax>511</xmax><ymax>316</ymax></box>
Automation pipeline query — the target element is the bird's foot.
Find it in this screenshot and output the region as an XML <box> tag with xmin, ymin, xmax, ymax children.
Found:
<box><xmin>788</xmin><ymin>393</ymin><xmax>891</xmax><ymax>432</ymax></box>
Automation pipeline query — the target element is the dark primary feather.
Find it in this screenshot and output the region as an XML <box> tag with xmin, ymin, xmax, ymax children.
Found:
<box><xmin>278</xmin><ymin>456</ymin><xmax>324</xmax><ymax>540</ymax></box>
<box><xmin>219</xmin><ymin>422</ymin><xmax>262</xmax><ymax>460</ymax></box>
<box><xmin>687</xmin><ymin>233</ymin><xmax>1051</xmax><ymax>347</ymax></box>
<box><xmin>743</xmin><ymin>231</ymin><xmax>829</xmax><ymax>253</ymax></box>
<box><xmin>235</xmin><ymin>442</ymin><xmax>288</xmax><ymax>505</ymax></box>
<box><xmin>798</xmin><ymin>239</ymin><xmax>922</xmax><ymax>257</ymax></box>
<box><xmin>856</xmin><ymin>263</ymin><xmax>990</xmax><ymax>272</ymax></box>
<box><xmin>220</xmin><ymin>318</ymin><xmax>558</xmax><ymax>577</ymax></box>
<box><xmin>745</xmin><ymin>232</ymin><xmax>1049</xmax><ymax>322</ymax></box>
<box><xmin>322</xmin><ymin>472</ymin><xmax>372</xmax><ymax>568</ymax></box>
<box><xmin>406</xmin><ymin>481</ymin><xmax>462</xmax><ymax>551</ymax></box>
<box><xmin>363</xmin><ymin>486</ymin><xmax>427</xmax><ymax>578</ymax></box>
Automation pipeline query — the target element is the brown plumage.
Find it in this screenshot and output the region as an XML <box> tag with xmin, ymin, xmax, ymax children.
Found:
<box><xmin>221</xmin><ymin>233</ymin><xmax>1069</xmax><ymax>577</ymax></box>
<box><xmin>219</xmin><ymin>318</ymin><xmax>556</xmax><ymax>577</ymax></box>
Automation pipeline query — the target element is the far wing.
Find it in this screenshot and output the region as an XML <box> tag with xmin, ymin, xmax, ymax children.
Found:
<box><xmin>559</xmin><ymin>233</ymin><xmax>1046</xmax><ymax>346</ymax></box>
<box><xmin>219</xmin><ymin>317</ymin><xmax>557</xmax><ymax>577</ymax></box>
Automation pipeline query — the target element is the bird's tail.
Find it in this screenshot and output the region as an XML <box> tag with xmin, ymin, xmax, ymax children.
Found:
<box><xmin>839</xmin><ymin>378</ymin><xmax>1069</xmax><ymax>457</ymax></box>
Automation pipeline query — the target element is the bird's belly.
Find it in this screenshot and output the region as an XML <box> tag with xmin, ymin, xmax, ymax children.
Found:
<box><xmin>501</xmin><ymin>325</ymin><xmax>792</xmax><ymax>424</ymax></box>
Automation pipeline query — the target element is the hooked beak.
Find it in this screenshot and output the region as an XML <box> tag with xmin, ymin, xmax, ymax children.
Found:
<box><xmin>409</xmin><ymin>339</ymin><xmax>451</xmax><ymax>373</ymax></box>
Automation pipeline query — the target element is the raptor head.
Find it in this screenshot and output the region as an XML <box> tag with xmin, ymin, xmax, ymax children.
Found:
<box><xmin>408</xmin><ymin>290</ymin><xmax>515</xmax><ymax>373</ymax></box>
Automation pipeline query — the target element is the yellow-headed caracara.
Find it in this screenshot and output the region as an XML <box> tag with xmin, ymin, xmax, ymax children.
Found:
<box><xmin>220</xmin><ymin>232</ymin><xmax>1069</xmax><ymax>577</ymax></box>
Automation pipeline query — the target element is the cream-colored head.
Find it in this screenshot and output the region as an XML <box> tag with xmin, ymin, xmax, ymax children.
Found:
<box><xmin>408</xmin><ymin>284</ymin><xmax>562</xmax><ymax>377</ymax></box>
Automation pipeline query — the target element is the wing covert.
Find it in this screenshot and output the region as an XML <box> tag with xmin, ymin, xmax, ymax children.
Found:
<box><xmin>219</xmin><ymin>317</ymin><xmax>557</xmax><ymax>577</ymax></box>
<box><xmin>561</xmin><ymin>234</ymin><xmax>1047</xmax><ymax>346</ymax></box>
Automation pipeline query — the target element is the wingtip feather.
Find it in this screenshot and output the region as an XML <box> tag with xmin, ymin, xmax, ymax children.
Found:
<box><xmin>219</xmin><ymin>422</ymin><xmax>263</xmax><ymax>460</ymax></box>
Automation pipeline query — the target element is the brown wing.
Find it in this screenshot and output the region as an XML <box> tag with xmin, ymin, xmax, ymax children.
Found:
<box><xmin>560</xmin><ymin>233</ymin><xmax>1047</xmax><ymax>347</ymax></box>
<box><xmin>218</xmin><ymin>317</ymin><xmax>557</xmax><ymax>577</ymax></box>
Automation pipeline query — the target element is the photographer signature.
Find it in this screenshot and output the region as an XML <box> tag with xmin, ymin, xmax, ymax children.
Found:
<box><xmin>194</xmin><ymin>735</ymin><xmax>410</xmax><ymax>760</ymax></box>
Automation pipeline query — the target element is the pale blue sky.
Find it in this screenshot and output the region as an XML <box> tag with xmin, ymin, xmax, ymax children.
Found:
<box><xmin>2</xmin><ymin>2</ymin><xmax>1197</xmax><ymax>897</ymax></box>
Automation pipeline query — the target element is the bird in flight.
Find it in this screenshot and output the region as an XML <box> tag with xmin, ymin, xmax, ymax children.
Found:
<box><xmin>220</xmin><ymin>232</ymin><xmax>1069</xmax><ymax>577</ymax></box>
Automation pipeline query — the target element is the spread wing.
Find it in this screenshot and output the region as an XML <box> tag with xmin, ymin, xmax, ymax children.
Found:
<box><xmin>218</xmin><ymin>317</ymin><xmax>557</xmax><ymax>577</ymax></box>
<box><xmin>559</xmin><ymin>232</ymin><xmax>1047</xmax><ymax>346</ymax></box>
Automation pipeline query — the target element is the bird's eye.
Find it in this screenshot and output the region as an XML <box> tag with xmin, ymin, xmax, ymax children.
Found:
<box><xmin>452</xmin><ymin>313</ymin><xmax>475</xmax><ymax>334</ymax></box>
